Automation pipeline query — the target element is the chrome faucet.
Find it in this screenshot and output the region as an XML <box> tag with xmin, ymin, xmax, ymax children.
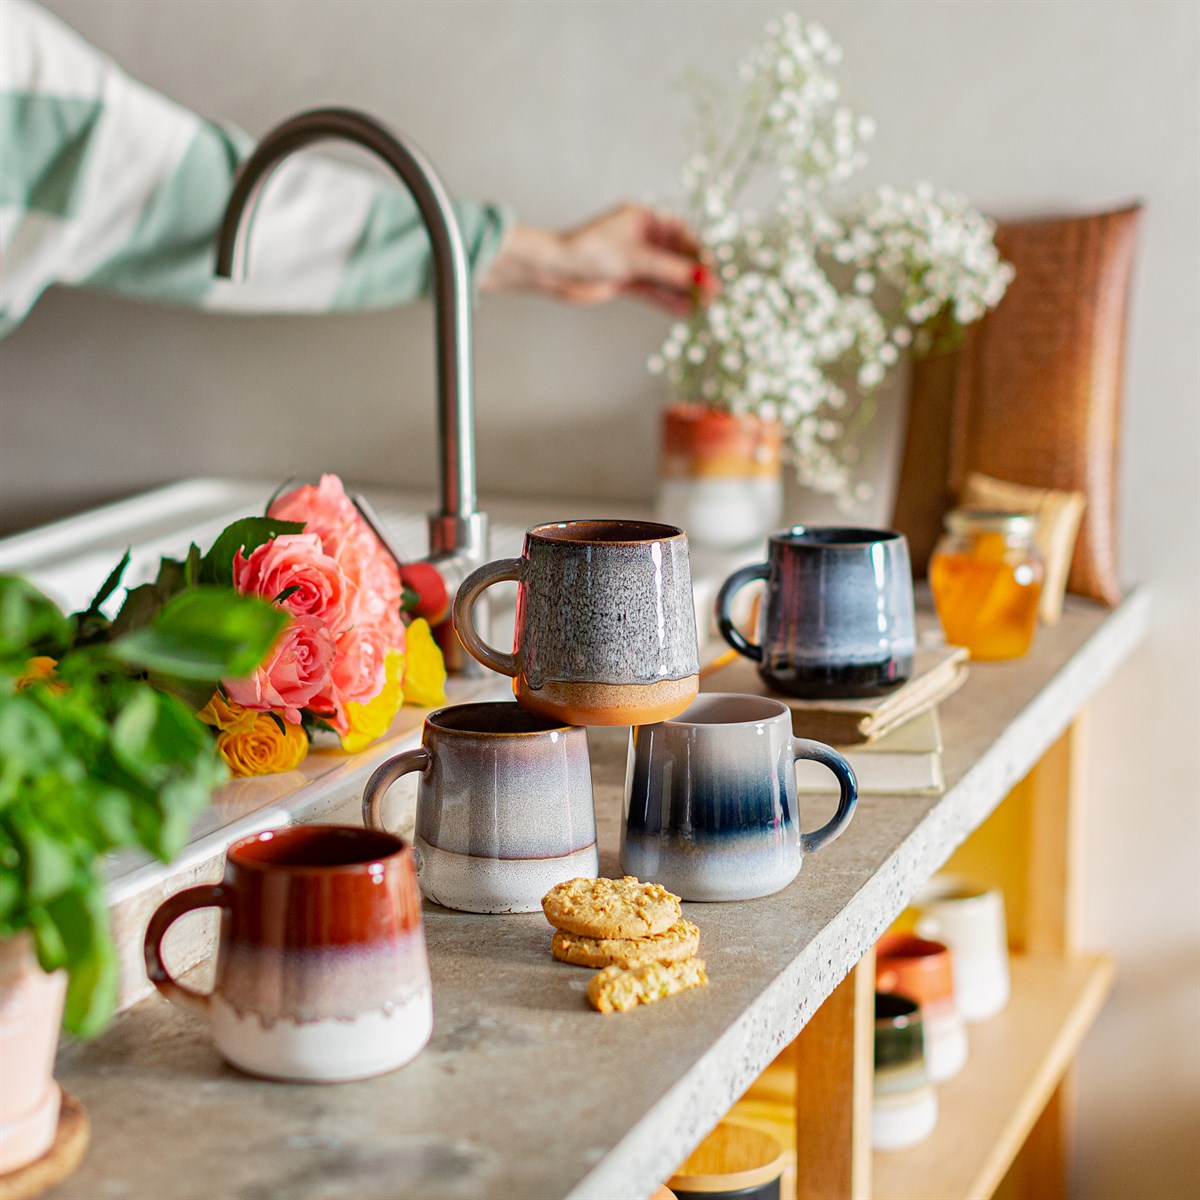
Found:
<box><xmin>213</xmin><ymin>107</ymin><xmax>489</xmax><ymax>670</ymax></box>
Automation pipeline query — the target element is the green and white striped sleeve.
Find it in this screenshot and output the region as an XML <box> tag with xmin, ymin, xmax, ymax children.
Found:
<box><xmin>0</xmin><ymin>0</ymin><xmax>513</xmax><ymax>337</ymax></box>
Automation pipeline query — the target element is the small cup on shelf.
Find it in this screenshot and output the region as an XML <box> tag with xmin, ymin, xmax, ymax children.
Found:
<box><xmin>872</xmin><ymin>993</ymin><xmax>938</xmax><ymax>1152</ymax></box>
<box><xmin>911</xmin><ymin>875</ymin><xmax>1011</xmax><ymax>1022</ymax></box>
<box><xmin>875</xmin><ymin>932</ymin><xmax>968</xmax><ymax>1082</ymax></box>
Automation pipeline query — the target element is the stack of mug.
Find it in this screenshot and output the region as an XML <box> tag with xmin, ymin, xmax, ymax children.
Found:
<box><xmin>142</xmin><ymin>520</ymin><xmax>880</xmax><ymax>1084</ymax></box>
<box><xmin>871</xmin><ymin>876</ymin><xmax>1012</xmax><ymax>1151</ymax></box>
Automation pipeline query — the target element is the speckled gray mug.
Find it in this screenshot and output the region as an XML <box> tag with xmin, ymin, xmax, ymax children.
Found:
<box><xmin>361</xmin><ymin>702</ymin><xmax>598</xmax><ymax>913</ymax></box>
<box><xmin>453</xmin><ymin>520</ymin><xmax>701</xmax><ymax>726</ymax></box>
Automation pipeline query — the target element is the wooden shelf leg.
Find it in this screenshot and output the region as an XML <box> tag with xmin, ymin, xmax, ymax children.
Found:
<box><xmin>794</xmin><ymin>949</ymin><xmax>875</xmax><ymax>1200</ymax></box>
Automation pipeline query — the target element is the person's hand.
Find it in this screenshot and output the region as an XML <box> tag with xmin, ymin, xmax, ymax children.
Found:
<box><xmin>483</xmin><ymin>204</ymin><xmax>716</xmax><ymax>315</ymax></box>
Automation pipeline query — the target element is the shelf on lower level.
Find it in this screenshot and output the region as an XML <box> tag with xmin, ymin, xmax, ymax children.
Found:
<box><xmin>873</xmin><ymin>953</ymin><xmax>1113</xmax><ymax>1200</ymax></box>
<box><xmin>734</xmin><ymin>953</ymin><xmax>1113</xmax><ymax>1200</ymax></box>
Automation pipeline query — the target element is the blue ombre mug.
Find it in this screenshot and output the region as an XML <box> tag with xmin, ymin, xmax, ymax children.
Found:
<box><xmin>620</xmin><ymin>693</ymin><xmax>857</xmax><ymax>901</ymax></box>
<box><xmin>716</xmin><ymin>526</ymin><xmax>916</xmax><ymax>699</ymax></box>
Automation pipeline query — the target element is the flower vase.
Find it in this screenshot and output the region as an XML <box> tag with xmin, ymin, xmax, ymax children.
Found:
<box><xmin>0</xmin><ymin>934</ymin><xmax>67</xmax><ymax>1175</ymax></box>
<box><xmin>656</xmin><ymin>403</ymin><xmax>783</xmax><ymax>549</ymax></box>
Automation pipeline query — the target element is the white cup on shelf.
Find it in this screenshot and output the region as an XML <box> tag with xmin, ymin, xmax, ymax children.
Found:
<box><xmin>911</xmin><ymin>875</ymin><xmax>1011</xmax><ymax>1022</ymax></box>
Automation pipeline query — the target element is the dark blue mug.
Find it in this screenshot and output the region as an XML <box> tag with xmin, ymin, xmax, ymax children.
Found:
<box><xmin>716</xmin><ymin>526</ymin><xmax>916</xmax><ymax>699</ymax></box>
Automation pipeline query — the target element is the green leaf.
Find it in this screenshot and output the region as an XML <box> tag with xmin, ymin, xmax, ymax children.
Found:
<box><xmin>153</xmin><ymin>555</ymin><xmax>188</xmax><ymax>599</ymax></box>
<box><xmin>0</xmin><ymin>693</ymin><xmax>65</xmax><ymax>804</ymax></box>
<box><xmin>7</xmin><ymin>808</ymin><xmax>76</xmax><ymax>904</ymax></box>
<box><xmin>400</xmin><ymin>586</ymin><xmax>421</xmax><ymax>614</ymax></box>
<box><xmin>183</xmin><ymin>543</ymin><xmax>202</xmax><ymax>589</ymax></box>
<box><xmin>272</xmin><ymin>585</ymin><xmax>301</xmax><ymax>605</ymax></box>
<box><xmin>85</xmin><ymin>549</ymin><xmax>131</xmax><ymax>616</ymax></box>
<box><xmin>48</xmin><ymin>884</ymin><xmax>118</xmax><ymax>1039</ymax></box>
<box><xmin>199</xmin><ymin>517</ymin><xmax>305</xmax><ymax>587</ymax></box>
<box><xmin>111</xmin><ymin>588</ymin><xmax>287</xmax><ymax>682</ymax></box>
<box><xmin>0</xmin><ymin>576</ymin><xmax>72</xmax><ymax>658</ymax></box>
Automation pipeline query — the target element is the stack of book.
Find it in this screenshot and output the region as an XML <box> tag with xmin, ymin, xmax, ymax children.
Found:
<box><xmin>702</xmin><ymin>643</ymin><xmax>969</xmax><ymax>796</ymax></box>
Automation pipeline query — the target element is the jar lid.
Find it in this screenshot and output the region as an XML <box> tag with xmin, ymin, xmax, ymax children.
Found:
<box><xmin>668</xmin><ymin>1122</ymin><xmax>786</xmax><ymax>1193</ymax></box>
<box><xmin>945</xmin><ymin>508</ymin><xmax>1038</xmax><ymax>537</ymax></box>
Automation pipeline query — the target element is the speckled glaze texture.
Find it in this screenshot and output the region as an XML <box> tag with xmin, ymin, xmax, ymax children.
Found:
<box><xmin>363</xmin><ymin>702</ymin><xmax>598</xmax><ymax>913</ymax></box>
<box><xmin>453</xmin><ymin>521</ymin><xmax>700</xmax><ymax>725</ymax></box>
<box><xmin>716</xmin><ymin>527</ymin><xmax>916</xmax><ymax>699</ymax></box>
<box><xmin>143</xmin><ymin>826</ymin><xmax>432</xmax><ymax>1082</ymax></box>
<box><xmin>621</xmin><ymin>694</ymin><xmax>858</xmax><ymax>901</ymax></box>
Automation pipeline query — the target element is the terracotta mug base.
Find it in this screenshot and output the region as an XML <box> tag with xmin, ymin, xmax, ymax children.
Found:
<box><xmin>515</xmin><ymin>675</ymin><xmax>699</xmax><ymax>727</ymax></box>
<box><xmin>0</xmin><ymin>1083</ymin><xmax>61</xmax><ymax>1176</ymax></box>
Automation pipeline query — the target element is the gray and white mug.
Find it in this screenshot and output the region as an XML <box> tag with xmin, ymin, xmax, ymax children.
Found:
<box><xmin>453</xmin><ymin>520</ymin><xmax>701</xmax><ymax>726</ymax></box>
<box><xmin>362</xmin><ymin>702</ymin><xmax>598</xmax><ymax>913</ymax></box>
<box><xmin>716</xmin><ymin>526</ymin><xmax>916</xmax><ymax>699</ymax></box>
<box><xmin>620</xmin><ymin>693</ymin><xmax>857</xmax><ymax>901</ymax></box>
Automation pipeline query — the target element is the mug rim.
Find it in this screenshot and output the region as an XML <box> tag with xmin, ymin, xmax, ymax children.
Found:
<box><xmin>876</xmin><ymin>932</ymin><xmax>952</xmax><ymax>963</ymax></box>
<box><xmin>526</xmin><ymin>518</ymin><xmax>687</xmax><ymax>546</ymax></box>
<box><xmin>228</xmin><ymin>824</ymin><xmax>411</xmax><ymax>875</ymax></box>
<box><xmin>875</xmin><ymin>991</ymin><xmax>923</xmax><ymax>1027</ymax></box>
<box><xmin>913</xmin><ymin>874</ymin><xmax>998</xmax><ymax>906</ymax></box>
<box><xmin>770</xmin><ymin>524</ymin><xmax>907</xmax><ymax>548</ymax></box>
<box><xmin>425</xmin><ymin>701</ymin><xmax>578</xmax><ymax>737</ymax></box>
<box><xmin>663</xmin><ymin>691</ymin><xmax>789</xmax><ymax>727</ymax></box>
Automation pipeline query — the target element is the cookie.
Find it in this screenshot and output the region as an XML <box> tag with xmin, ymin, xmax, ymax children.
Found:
<box><xmin>551</xmin><ymin>919</ymin><xmax>700</xmax><ymax>970</ymax></box>
<box><xmin>541</xmin><ymin>876</ymin><xmax>682</xmax><ymax>940</ymax></box>
<box><xmin>587</xmin><ymin>958</ymin><xmax>709</xmax><ymax>1014</ymax></box>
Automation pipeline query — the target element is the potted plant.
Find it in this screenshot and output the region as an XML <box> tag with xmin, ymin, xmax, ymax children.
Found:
<box><xmin>0</xmin><ymin>570</ymin><xmax>283</xmax><ymax>1175</ymax></box>
<box><xmin>651</xmin><ymin>12</ymin><xmax>1015</xmax><ymax>544</ymax></box>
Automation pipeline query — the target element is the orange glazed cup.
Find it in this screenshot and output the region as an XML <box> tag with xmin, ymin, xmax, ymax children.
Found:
<box><xmin>875</xmin><ymin>932</ymin><xmax>968</xmax><ymax>1082</ymax></box>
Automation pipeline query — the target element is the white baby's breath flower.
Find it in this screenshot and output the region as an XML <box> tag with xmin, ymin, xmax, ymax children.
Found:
<box><xmin>654</xmin><ymin>10</ymin><xmax>1012</xmax><ymax>505</ymax></box>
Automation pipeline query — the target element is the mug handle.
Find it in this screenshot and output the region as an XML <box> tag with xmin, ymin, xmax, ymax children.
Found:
<box><xmin>143</xmin><ymin>883</ymin><xmax>234</xmax><ymax>1019</ymax></box>
<box><xmin>793</xmin><ymin>738</ymin><xmax>858</xmax><ymax>855</ymax></box>
<box><xmin>715</xmin><ymin>562</ymin><xmax>768</xmax><ymax>661</ymax></box>
<box><xmin>452</xmin><ymin>557</ymin><xmax>523</xmax><ymax>677</ymax></box>
<box><xmin>362</xmin><ymin>747</ymin><xmax>433</xmax><ymax>831</ymax></box>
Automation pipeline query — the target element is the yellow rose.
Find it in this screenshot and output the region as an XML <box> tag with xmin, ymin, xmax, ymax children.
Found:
<box><xmin>216</xmin><ymin>713</ymin><xmax>309</xmax><ymax>777</ymax></box>
<box><xmin>15</xmin><ymin>656</ymin><xmax>66</xmax><ymax>694</ymax></box>
<box><xmin>401</xmin><ymin>618</ymin><xmax>447</xmax><ymax>709</ymax></box>
<box><xmin>197</xmin><ymin>692</ymin><xmax>258</xmax><ymax>735</ymax></box>
<box><xmin>341</xmin><ymin>649</ymin><xmax>405</xmax><ymax>754</ymax></box>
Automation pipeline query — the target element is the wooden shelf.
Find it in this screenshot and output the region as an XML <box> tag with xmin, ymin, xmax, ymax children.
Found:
<box><xmin>873</xmin><ymin>953</ymin><xmax>1114</xmax><ymax>1200</ymax></box>
<box><xmin>735</xmin><ymin>954</ymin><xmax>1114</xmax><ymax>1200</ymax></box>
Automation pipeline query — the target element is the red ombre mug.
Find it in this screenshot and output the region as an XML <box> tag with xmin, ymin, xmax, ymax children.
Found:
<box><xmin>144</xmin><ymin>825</ymin><xmax>431</xmax><ymax>1083</ymax></box>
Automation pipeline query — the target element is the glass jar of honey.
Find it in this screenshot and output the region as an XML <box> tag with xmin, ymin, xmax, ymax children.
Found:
<box><xmin>929</xmin><ymin>510</ymin><xmax>1044</xmax><ymax>660</ymax></box>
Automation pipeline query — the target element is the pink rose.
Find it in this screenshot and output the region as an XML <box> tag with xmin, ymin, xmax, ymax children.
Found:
<box><xmin>352</xmin><ymin>547</ymin><xmax>405</xmax><ymax>645</ymax></box>
<box><xmin>224</xmin><ymin>615</ymin><xmax>336</xmax><ymax>725</ymax></box>
<box><xmin>269</xmin><ymin>475</ymin><xmax>402</xmax><ymax>636</ymax></box>
<box><xmin>270</xmin><ymin>475</ymin><xmax>361</xmax><ymax>554</ymax></box>
<box><xmin>309</xmin><ymin>625</ymin><xmax>392</xmax><ymax>734</ymax></box>
<box><xmin>233</xmin><ymin>533</ymin><xmax>352</xmax><ymax>635</ymax></box>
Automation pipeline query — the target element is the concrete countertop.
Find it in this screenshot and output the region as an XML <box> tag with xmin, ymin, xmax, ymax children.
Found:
<box><xmin>52</xmin><ymin>589</ymin><xmax>1149</xmax><ymax>1200</ymax></box>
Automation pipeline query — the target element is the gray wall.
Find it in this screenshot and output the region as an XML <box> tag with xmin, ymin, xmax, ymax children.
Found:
<box><xmin>3</xmin><ymin>2</ymin><xmax>1198</xmax><ymax>1195</ymax></box>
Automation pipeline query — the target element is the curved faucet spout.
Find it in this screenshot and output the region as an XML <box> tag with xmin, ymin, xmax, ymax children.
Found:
<box><xmin>213</xmin><ymin>107</ymin><xmax>484</xmax><ymax>558</ymax></box>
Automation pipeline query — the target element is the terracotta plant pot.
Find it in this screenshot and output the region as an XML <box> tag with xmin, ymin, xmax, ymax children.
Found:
<box><xmin>656</xmin><ymin>403</ymin><xmax>783</xmax><ymax>549</ymax></box>
<box><xmin>0</xmin><ymin>934</ymin><xmax>67</xmax><ymax>1175</ymax></box>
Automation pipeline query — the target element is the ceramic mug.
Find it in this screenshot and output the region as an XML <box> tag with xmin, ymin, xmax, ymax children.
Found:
<box><xmin>362</xmin><ymin>701</ymin><xmax>599</xmax><ymax>913</ymax></box>
<box><xmin>911</xmin><ymin>875</ymin><xmax>1010</xmax><ymax>1021</ymax></box>
<box><xmin>453</xmin><ymin>519</ymin><xmax>701</xmax><ymax>726</ymax></box>
<box><xmin>144</xmin><ymin>825</ymin><xmax>431</xmax><ymax>1083</ymax></box>
<box><xmin>715</xmin><ymin>526</ymin><xmax>916</xmax><ymax>699</ymax></box>
<box><xmin>875</xmin><ymin>932</ymin><xmax>968</xmax><ymax>1082</ymax></box>
<box><xmin>873</xmin><ymin>992</ymin><xmax>938</xmax><ymax>1151</ymax></box>
<box><xmin>620</xmin><ymin>693</ymin><xmax>858</xmax><ymax>901</ymax></box>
